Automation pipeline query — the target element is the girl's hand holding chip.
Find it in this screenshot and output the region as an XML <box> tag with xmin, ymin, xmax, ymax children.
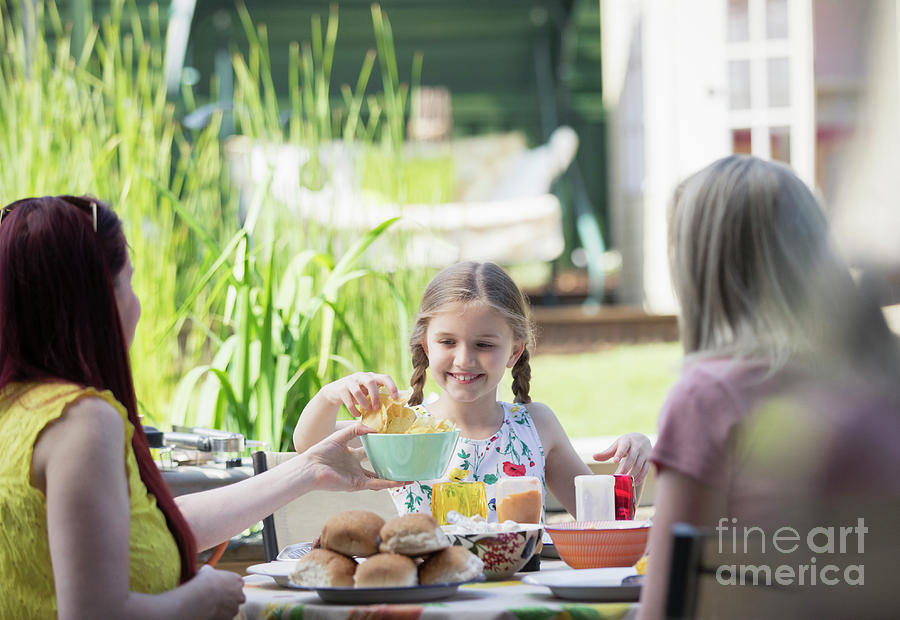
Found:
<box><xmin>319</xmin><ymin>372</ymin><xmax>400</xmax><ymax>418</ymax></box>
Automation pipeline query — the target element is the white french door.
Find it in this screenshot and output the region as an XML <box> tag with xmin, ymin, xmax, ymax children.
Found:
<box><xmin>725</xmin><ymin>0</ymin><xmax>815</xmax><ymax>184</ymax></box>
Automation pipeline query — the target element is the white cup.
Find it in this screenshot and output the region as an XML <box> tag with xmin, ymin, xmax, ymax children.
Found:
<box><xmin>574</xmin><ymin>474</ymin><xmax>615</xmax><ymax>521</ymax></box>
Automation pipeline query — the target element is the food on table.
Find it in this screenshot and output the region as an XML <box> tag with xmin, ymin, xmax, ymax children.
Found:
<box><xmin>634</xmin><ymin>554</ymin><xmax>648</xmax><ymax>575</ymax></box>
<box><xmin>495</xmin><ymin>476</ymin><xmax>543</xmax><ymax>523</ymax></box>
<box><xmin>405</xmin><ymin>413</ymin><xmax>457</xmax><ymax>434</ymax></box>
<box><xmin>418</xmin><ymin>546</ymin><xmax>485</xmax><ymax>585</ymax></box>
<box><xmin>320</xmin><ymin>510</ymin><xmax>385</xmax><ymax>557</ymax></box>
<box><xmin>496</xmin><ymin>489</ymin><xmax>543</xmax><ymax>522</ymax></box>
<box><xmin>360</xmin><ymin>387</ymin><xmax>416</xmax><ymax>433</ymax></box>
<box><xmin>440</xmin><ymin>516</ymin><xmax>544</xmax><ymax>581</ymax></box>
<box><xmin>287</xmin><ymin>510</ymin><xmax>483</xmax><ymax>589</ymax></box>
<box><xmin>441</xmin><ymin>512</ymin><xmax>521</xmax><ymax>534</ymax></box>
<box><xmin>361</xmin><ymin>387</ymin><xmax>456</xmax><ymax>434</ymax></box>
<box><xmin>353</xmin><ymin>553</ymin><xmax>418</xmax><ymax>588</ymax></box>
<box><xmin>379</xmin><ymin>513</ymin><xmax>451</xmax><ymax>555</ymax></box>
<box><xmin>289</xmin><ymin>548</ymin><xmax>356</xmax><ymax>587</ymax></box>
<box><xmin>431</xmin><ymin>481</ymin><xmax>488</xmax><ymax>525</ymax></box>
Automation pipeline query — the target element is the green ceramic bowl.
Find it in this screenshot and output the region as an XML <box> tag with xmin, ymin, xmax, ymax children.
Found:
<box><xmin>360</xmin><ymin>430</ymin><xmax>460</xmax><ymax>481</ymax></box>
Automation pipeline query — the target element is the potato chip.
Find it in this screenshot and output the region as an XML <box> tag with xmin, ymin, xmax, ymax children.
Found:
<box><xmin>359</xmin><ymin>406</ymin><xmax>385</xmax><ymax>431</ymax></box>
<box><xmin>406</xmin><ymin>413</ymin><xmax>456</xmax><ymax>434</ymax></box>
<box><xmin>361</xmin><ymin>387</ymin><xmax>416</xmax><ymax>433</ymax></box>
<box><xmin>360</xmin><ymin>386</ymin><xmax>457</xmax><ymax>434</ymax></box>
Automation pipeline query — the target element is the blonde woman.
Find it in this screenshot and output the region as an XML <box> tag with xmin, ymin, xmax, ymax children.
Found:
<box><xmin>639</xmin><ymin>156</ymin><xmax>900</xmax><ymax>619</ymax></box>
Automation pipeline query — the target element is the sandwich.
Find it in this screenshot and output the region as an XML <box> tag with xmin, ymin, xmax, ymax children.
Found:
<box><xmin>289</xmin><ymin>548</ymin><xmax>357</xmax><ymax>587</ymax></box>
<box><xmin>379</xmin><ymin>513</ymin><xmax>451</xmax><ymax>556</ymax></box>
<box><xmin>320</xmin><ymin>510</ymin><xmax>385</xmax><ymax>557</ymax></box>
<box><xmin>418</xmin><ymin>546</ymin><xmax>484</xmax><ymax>585</ymax></box>
<box><xmin>353</xmin><ymin>553</ymin><xmax>419</xmax><ymax>588</ymax></box>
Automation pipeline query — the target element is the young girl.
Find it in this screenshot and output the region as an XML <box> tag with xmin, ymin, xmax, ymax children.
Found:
<box><xmin>294</xmin><ymin>261</ymin><xmax>651</xmax><ymax>521</ymax></box>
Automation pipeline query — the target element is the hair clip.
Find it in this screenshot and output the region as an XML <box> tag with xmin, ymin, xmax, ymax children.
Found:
<box><xmin>90</xmin><ymin>202</ymin><xmax>97</xmax><ymax>232</ymax></box>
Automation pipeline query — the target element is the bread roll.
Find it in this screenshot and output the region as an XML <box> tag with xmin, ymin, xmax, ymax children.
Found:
<box><xmin>379</xmin><ymin>513</ymin><xmax>451</xmax><ymax>556</ymax></box>
<box><xmin>289</xmin><ymin>549</ymin><xmax>357</xmax><ymax>587</ymax></box>
<box><xmin>320</xmin><ymin>510</ymin><xmax>385</xmax><ymax>557</ymax></box>
<box><xmin>418</xmin><ymin>546</ymin><xmax>484</xmax><ymax>585</ymax></box>
<box><xmin>354</xmin><ymin>553</ymin><xmax>418</xmax><ymax>587</ymax></box>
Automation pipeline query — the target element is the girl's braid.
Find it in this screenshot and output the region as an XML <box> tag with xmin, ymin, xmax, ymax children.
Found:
<box><xmin>510</xmin><ymin>346</ymin><xmax>532</xmax><ymax>404</ymax></box>
<box><xmin>408</xmin><ymin>343</ymin><xmax>429</xmax><ymax>406</ymax></box>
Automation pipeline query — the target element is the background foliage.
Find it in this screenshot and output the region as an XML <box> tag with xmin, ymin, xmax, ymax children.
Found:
<box><xmin>0</xmin><ymin>1</ymin><xmax>436</xmax><ymax>449</ymax></box>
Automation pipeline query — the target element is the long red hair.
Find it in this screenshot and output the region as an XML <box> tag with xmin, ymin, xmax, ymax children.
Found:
<box><xmin>0</xmin><ymin>195</ymin><xmax>197</xmax><ymax>582</ymax></box>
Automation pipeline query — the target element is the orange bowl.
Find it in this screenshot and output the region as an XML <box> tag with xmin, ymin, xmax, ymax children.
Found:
<box><xmin>545</xmin><ymin>520</ymin><xmax>650</xmax><ymax>569</ymax></box>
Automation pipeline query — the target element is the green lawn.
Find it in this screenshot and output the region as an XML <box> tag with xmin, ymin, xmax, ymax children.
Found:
<box><xmin>502</xmin><ymin>343</ymin><xmax>684</xmax><ymax>437</ymax></box>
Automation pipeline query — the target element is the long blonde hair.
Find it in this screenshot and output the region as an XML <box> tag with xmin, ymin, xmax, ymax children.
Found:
<box><xmin>408</xmin><ymin>262</ymin><xmax>536</xmax><ymax>405</ymax></box>
<box><xmin>669</xmin><ymin>155</ymin><xmax>898</xmax><ymax>376</ymax></box>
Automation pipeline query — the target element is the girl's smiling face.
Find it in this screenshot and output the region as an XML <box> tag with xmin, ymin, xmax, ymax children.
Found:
<box><xmin>424</xmin><ymin>301</ymin><xmax>524</xmax><ymax>406</ymax></box>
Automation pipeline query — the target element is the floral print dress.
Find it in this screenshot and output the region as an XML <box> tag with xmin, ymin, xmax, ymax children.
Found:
<box><xmin>388</xmin><ymin>401</ymin><xmax>547</xmax><ymax>522</ymax></box>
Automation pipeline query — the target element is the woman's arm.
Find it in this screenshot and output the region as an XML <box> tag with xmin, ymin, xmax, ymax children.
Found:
<box><xmin>293</xmin><ymin>372</ymin><xmax>399</xmax><ymax>452</ymax></box>
<box><xmin>178</xmin><ymin>423</ymin><xmax>403</xmax><ymax>550</ymax></box>
<box><xmin>33</xmin><ymin>398</ymin><xmax>244</xmax><ymax>620</ymax></box>
<box><xmin>527</xmin><ymin>401</ymin><xmax>592</xmax><ymax>517</ymax></box>
<box><xmin>637</xmin><ymin>468</ymin><xmax>724</xmax><ymax>620</ymax></box>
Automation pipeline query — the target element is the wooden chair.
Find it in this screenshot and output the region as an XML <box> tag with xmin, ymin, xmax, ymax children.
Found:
<box><xmin>664</xmin><ymin>522</ymin><xmax>799</xmax><ymax>619</ymax></box>
<box><xmin>251</xmin><ymin>451</ymin><xmax>398</xmax><ymax>562</ymax></box>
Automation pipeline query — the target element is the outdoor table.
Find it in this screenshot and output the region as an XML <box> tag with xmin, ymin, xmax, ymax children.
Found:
<box><xmin>236</xmin><ymin>560</ymin><xmax>638</xmax><ymax>620</ymax></box>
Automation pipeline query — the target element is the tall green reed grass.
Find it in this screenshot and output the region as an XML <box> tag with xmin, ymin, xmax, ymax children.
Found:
<box><xmin>0</xmin><ymin>0</ymin><xmax>229</xmax><ymax>421</ymax></box>
<box><xmin>1</xmin><ymin>1</ymin><xmax>447</xmax><ymax>448</ymax></box>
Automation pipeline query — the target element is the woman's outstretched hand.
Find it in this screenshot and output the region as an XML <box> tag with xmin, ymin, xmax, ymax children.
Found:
<box><xmin>299</xmin><ymin>423</ymin><xmax>406</xmax><ymax>491</ymax></box>
<box><xmin>592</xmin><ymin>432</ymin><xmax>652</xmax><ymax>484</ymax></box>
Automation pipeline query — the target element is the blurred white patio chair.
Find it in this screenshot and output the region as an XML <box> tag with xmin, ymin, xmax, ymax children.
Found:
<box><xmin>225</xmin><ymin>126</ymin><xmax>578</xmax><ymax>269</ymax></box>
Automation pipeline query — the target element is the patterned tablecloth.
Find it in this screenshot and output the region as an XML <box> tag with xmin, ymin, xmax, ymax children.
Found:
<box><xmin>237</xmin><ymin>564</ymin><xmax>638</xmax><ymax>620</ymax></box>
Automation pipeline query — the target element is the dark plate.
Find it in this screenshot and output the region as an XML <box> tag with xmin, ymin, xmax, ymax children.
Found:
<box><xmin>247</xmin><ymin>561</ymin><xmax>485</xmax><ymax>604</ymax></box>
<box><xmin>287</xmin><ymin>578</ymin><xmax>484</xmax><ymax>603</ymax></box>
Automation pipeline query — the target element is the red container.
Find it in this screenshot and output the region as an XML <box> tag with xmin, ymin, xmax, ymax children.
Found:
<box><xmin>613</xmin><ymin>474</ymin><xmax>636</xmax><ymax>520</ymax></box>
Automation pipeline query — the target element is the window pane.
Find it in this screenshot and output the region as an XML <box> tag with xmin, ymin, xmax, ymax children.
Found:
<box><xmin>766</xmin><ymin>0</ymin><xmax>789</xmax><ymax>39</ymax></box>
<box><xmin>729</xmin><ymin>60</ymin><xmax>751</xmax><ymax>109</ymax></box>
<box><xmin>732</xmin><ymin>128</ymin><xmax>752</xmax><ymax>155</ymax></box>
<box><xmin>767</xmin><ymin>57</ymin><xmax>790</xmax><ymax>107</ymax></box>
<box><xmin>770</xmin><ymin>126</ymin><xmax>791</xmax><ymax>162</ymax></box>
<box><xmin>728</xmin><ymin>0</ymin><xmax>749</xmax><ymax>42</ymax></box>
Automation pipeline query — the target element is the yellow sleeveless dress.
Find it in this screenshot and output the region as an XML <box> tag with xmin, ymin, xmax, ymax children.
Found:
<box><xmin>0</xmin><ymin>382</ymin><xmax>181</xmax><ymax>617</ymax></box>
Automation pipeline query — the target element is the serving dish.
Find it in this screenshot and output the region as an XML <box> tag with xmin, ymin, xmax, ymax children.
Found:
<box><xmin>522</xmin><ymin>566</ymin><xmax>642</xmax><ymax>601</ymax></box>
<box><xmin>360</xmin><ymin>430</ymin><xmax>460</xmax><ymax>480</ymax></box>
<box><xmin>246</xmin><ymin>561</ymin><xmax>485</xmax><ymax>603</ymax></box>
<box><xmin>544</xmin><ymin>520</ymin><xmax>650</xmax><ymax>569</ymax></box>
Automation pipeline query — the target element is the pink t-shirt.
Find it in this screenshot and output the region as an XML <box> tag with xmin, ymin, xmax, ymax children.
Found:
<box><xmin>650</xmin><ymin>357</ymin><xmax>900</xmax><ymax>523</ymax></box>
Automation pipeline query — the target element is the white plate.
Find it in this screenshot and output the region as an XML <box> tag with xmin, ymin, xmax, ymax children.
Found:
<box><xmin>247</xmin><ymin>560</ymin><xmax>299</xmax><ymax>587</ymax></box>
<box><xmin>522</xmin><ymin>567</ymin><xmax>642</xmax><ymax>602</ymax></box>
<box><xmin>246</xmin><ymin>561</ymin><xmax>485</xmax><ymax>603</ymax></box>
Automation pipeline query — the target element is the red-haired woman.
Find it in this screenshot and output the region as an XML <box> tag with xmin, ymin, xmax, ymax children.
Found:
<box><xmin>0</xmin><ymin>196</ymin><xmax>399</xmax><ymax>619</ymax></box>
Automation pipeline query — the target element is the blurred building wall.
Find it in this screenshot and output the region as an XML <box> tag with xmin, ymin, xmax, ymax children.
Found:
<box><xmin>832</xmin><ymin>0</ymin><xmax>900</xmax><ymax>270</ymax></box>
<box><xmin>601</xmin><ymin>0</ymin><xmax>873</xmax><ymax>313</ymax></box>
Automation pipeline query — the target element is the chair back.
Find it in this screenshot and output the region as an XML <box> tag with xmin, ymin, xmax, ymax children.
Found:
<box><xmin>252</xmin><ymin>451</ymin><xmax>398</xmax><ymax>561</ymax></box>
<box><xmin>665</xmin><ymin>522</ymin><xmax>798</xmax><ymax>619</ymax></box>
